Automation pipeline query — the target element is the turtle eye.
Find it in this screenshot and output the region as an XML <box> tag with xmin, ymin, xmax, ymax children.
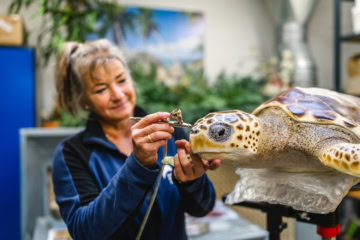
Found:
<box><xmin>208</xmin><ymin>122</ymin><xmax>233</xmax><ymax>142</ymax></box>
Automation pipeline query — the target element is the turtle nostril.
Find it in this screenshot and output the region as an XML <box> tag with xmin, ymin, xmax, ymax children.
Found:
<box><xmin>190</xmin><ymin>128</ymin><xmax>200</xmax><ymax>134</ymax></box>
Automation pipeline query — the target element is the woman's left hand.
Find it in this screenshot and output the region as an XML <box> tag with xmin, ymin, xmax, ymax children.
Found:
<box><xmin>173</xmin><ymin>140</ymin><xmax>221</xmax><ymax>184</ymax></box>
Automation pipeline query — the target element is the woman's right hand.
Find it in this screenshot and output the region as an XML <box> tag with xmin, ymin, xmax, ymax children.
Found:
<box><xmin>131</xmin><ymin>112</ymin><xmax>174</xmax><ymax>168</ymax></box>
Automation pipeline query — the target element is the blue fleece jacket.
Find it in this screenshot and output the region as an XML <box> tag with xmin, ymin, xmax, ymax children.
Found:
<box><xmin>52</xmin><ymin>107</ymin><xmax>216</xmax><ymax>240</ymax></box>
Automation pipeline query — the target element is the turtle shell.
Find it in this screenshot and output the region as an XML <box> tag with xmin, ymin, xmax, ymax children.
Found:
<box><xmin>252</xmin><ymin>87</ymin><xmax>360</xmax><ymax>139</ymax></box>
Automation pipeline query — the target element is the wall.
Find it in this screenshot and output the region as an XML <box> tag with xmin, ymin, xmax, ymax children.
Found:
<box><xmin>117</xmin><ymin>0</ymin><xmax>275</xmax><ymax>77</ymax></box>
<box><xmin>309</xmin><ymin>0</ymin><xmax>334</xmax><ymax>89</ymax></box>
<box><xmin>1</xmin><ymin>0</ymin><xmax>274</xmax><ymax>123</ymax></box>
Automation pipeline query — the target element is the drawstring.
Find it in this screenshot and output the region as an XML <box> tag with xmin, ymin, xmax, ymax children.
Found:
<box><xmin>135</xmin><ymin>109</ymin><xmax>189</xmax><ymax>239</ymax></box>
<box><xmin>136</xmin><ymin>143</ymin><xmax>168</xmax><ymax>240</ymax></box>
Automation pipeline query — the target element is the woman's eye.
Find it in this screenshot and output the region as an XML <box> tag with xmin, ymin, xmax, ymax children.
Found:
<box><xmin>118</xmin><ymin>78</ymin><xmax>127</xmax><ymax>84</ymax></box>
<box><xmin>94</xmin><ymin>88</ymin><xmax>106</xmax><ymax>94</ymax></box>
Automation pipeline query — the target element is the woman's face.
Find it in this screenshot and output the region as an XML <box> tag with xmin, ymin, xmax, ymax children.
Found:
<box><xmin>83</xmin><ymin>59</ymin><xmax>136</xmax><ymax>123</ymax></box>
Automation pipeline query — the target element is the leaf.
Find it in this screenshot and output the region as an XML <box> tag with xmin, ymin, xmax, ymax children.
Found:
<box><xmin>33</xmin><ymin>6</ymin><xmax>45</xmax><ymax>18</ymax></box>
<box><xmin>8</xmin><ymin>2</ymin><xmax>20</xmax><ymax>13</ymax></box>
<box><xmin>25</xmin><ymin>0</ymin><xmax>34</xmax><ymax>7</ymax></box>
<box><xmin>129</xmin><ymin>59</ymin><xmax>269</xmax><ymax>123</ymax></box>
<box><xmin>87</xmin><ymin>12</ymin><xmax>97</xmax><ymax>26</ymax></box>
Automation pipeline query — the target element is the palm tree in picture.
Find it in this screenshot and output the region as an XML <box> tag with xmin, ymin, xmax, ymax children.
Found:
<box><xmin>108</xmin><ymin>7</ymin><xmax>159</xmax><ymax>48</ymax></box>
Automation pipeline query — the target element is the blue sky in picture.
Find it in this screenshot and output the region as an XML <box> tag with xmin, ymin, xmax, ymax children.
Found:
<box><xmin>109</xmin><ymin>7</ymin><xmax>205</xmax><ymax>67</ymax></box>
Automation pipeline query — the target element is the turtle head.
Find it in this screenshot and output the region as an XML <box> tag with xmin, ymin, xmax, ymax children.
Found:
<box><xmin>189</xmin><ymin>110</ymin><xmax>262</xmax><ymax>161</ymax></box>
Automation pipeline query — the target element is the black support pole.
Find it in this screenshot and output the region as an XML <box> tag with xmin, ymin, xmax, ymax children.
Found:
<box><xmin>267</xmin><ymin>212</ymin><xmax>282</xmax><ymax>240</ymax></box>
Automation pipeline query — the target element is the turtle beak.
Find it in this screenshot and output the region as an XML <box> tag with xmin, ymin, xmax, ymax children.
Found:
<box><xmin>189</xmin><ymin>126</ymin><xmax>201</xmax><ymax>153</ymax></box>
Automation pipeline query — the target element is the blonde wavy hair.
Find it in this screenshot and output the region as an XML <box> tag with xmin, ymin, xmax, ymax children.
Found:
<box><xmin>55</xmin><ymin>39</ymin><xmax>129</xmax><ymax>114</ymax></box>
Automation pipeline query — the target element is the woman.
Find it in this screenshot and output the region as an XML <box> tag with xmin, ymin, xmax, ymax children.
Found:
<box><xmin>52</xmin><ymin>39</ymin><xmax>221</xmax><ymax>240</ymax></box>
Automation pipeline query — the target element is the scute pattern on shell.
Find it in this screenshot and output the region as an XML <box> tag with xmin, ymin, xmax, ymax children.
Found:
<box><xmin>253</xmin><ymin>87</ymin><xmax>360</xmax><ymax>140</ymax></box>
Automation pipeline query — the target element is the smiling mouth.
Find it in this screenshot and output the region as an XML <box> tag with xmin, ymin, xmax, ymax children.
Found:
<box><xmin>111</xmin><ymin>101</ymin><xmax>127</xmax><ymax>109</ymax></box>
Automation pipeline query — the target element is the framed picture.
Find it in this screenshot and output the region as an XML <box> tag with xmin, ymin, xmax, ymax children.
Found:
<box><xmin>104</xmin><ymin>6</ymin><xmax>205</xmax><ymax>86</ymax></box>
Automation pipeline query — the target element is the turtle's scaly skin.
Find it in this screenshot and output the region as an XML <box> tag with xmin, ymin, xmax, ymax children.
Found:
<box><xmin>189</xmin><ymin>87</ymin><xmax>360</xmax><ymax>177</ymax></box>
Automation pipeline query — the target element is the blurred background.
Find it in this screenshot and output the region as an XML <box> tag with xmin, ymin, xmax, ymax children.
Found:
<box><xmin>1</xmin><ymin>0</ymin><xmax>360</xmax><ymax>239</ymax></box>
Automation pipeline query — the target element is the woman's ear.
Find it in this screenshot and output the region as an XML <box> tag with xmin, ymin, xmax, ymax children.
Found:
<box><xmin>80</xmin><ymin>97</ymin><xmax>90</xmax><ymax>111</ymax></box>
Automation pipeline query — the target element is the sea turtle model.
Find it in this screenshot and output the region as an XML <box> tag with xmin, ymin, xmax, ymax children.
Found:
<box><xmin>189</xmin><ymin>87</ymin><xmax>360</xmax><ymax>213</ymax></box>
<box><xmin>190</xmin><ymin>87</ymin><xmax>360</xmax><ymax>176</ymax></box>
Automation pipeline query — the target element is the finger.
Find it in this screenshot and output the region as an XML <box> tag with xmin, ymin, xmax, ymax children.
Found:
<box><xmin>132</xmin><ymin>124</ymin><xmax>174</xmax><ymax>143</ymax></box>
<box><xmin>175</xmin><ymin>140</ymin><xmax>188</xmax><ymax>148</ymax></box>
<box><xmin>185</xmin><ymin>142</ymin><xmax>203</xmax><ymax>168</ymax></box>
<box><xmin>173</xmin><ymin>153</ymin><xmax>187</xmax><ymax>183</ymax></box>
<box><xmin>133</xmin><ymin>112</ymin><xmax>170</xmax><ymax>129</ymax></box>
<box><xmin>184</xmin><ymin>142</ymin><xmax>206</xmax><ymax>176</ymax></box>
<box><xmin>175</xmin><ymin>140</ymin><xmax>197</xmax><ymax>171</ymax></box>
<box><xmin>203</xmin><ymin>159</ymin><xmax>222</xmax><ymax>171</ymax></box>
<box><xmin>178</xmin><ymin>148</ymin><xmax>195</xmax><ymax>176</ymax></box>
<box><xmin>173</xmin><ymin>166</ymin><xmax>179</xmax><ymax>181</ymax></box>
<box><xmin>142</xmin><ymin>131</ymin><xmax>172</xmax><ymax>143</ymax></box>
<box><xmin>140</xmin><ymin>139</ymin><xmax>168</xmax><ymax>153</ymax></box>
<box><xmin>140</xmin><ymin>123</ymin><xmax>174</xmax><ymax>137</ymax></box>
<box><xmin>133</xmin><ymin>130</ymin><xmax>171</xmax><ymax>147</ymax></box>
<box><xmin>202</xmin><ymin>160</ymin><xmax>211</xmax><ymax>169</ymax></box>
<box><xmin>191</xmin><ymin>154</ymin><xmax>205</xmax><ymax>176</ymax></box>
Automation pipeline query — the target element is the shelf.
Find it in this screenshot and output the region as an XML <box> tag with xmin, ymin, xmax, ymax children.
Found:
<box><xmin>20</xmin><ymin>128</ymin><xmax>82</xmax><ymax>239</ymax></box>
<box><xmin>340</xmin><ymin>33</ymin><xmax>360</xmax><ymax>42</ymax></box>
<box><xmin>334</xmin><ymin>0</ymin><xmax>359</xmax><ymax>92</ymax></box>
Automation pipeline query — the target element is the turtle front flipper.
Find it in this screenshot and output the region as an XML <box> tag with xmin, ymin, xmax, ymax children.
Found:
<box><xmin>319</xmin><ymin>143</ymin><xmax>360</xmax><ymax>177</ymax></box>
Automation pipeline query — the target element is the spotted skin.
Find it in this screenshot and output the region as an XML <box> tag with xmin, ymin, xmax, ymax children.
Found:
<box><xmin>189</xmin><ymin>87</ymin><xmax>360</xmax><ymax>177</ymax></box>
<box><xmin>321</xmin><ymin>143</ymin><xmax>360</xmax><ymax>176</ymax></box>
<box><xmin>190</xmin><ymin>110</ymin><xmax>261</xmax><ymax>155</ymax></box>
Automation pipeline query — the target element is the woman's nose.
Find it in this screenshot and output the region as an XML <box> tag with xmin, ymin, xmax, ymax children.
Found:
<box><xmin>110</xmin><ymin>86</ymin><xmax>125</xmax><ymax>100</ymax></box>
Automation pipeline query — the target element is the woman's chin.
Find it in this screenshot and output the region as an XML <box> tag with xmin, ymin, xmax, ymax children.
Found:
<box><xmin>112</xmin><ymin>107</ymin><xmax>133</xmax><ymax>121</ymax></box>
